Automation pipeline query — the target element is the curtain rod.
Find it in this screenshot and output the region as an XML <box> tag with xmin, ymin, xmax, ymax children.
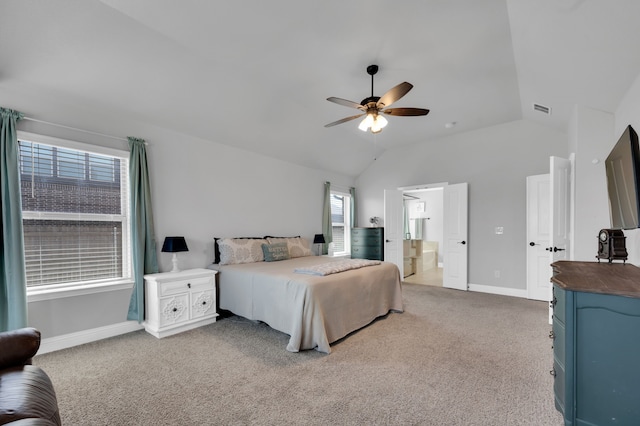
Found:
<box><xmin>22</xmin><ymin>116</ymin><xmax>146</xmax><ymax>144</ymax></box>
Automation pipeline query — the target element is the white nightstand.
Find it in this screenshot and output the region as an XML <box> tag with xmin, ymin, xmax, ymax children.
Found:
<box><xmin>144</xmin><ymin>268</ymin><xmax>218</xmax><ymax>338</ymax></box>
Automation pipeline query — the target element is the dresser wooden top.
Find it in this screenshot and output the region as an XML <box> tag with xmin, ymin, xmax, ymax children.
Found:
<box><xmin>552</xmin><ymin>261</ymin><xmax>640</xmax><ymax>298</ymax></box>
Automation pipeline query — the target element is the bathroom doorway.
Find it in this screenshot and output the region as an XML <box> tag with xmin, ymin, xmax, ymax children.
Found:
<box><xmin>402</xmin><ymin>187</ymin><xmax>444</xmax><ymax>287</ymax></box>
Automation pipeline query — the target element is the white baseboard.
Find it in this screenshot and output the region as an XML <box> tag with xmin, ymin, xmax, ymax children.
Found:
<box><xmin>39</xmin><ymin>321</ymin><xmax>144</xmax><ymax>355</ymax></box>
<box><xmin>468</xmin><ymin>283</ymin><xmax>528</xmax><ymax>299</ymax></box>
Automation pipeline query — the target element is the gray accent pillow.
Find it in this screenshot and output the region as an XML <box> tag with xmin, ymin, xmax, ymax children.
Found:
<box><xmin>262</xmin><ymin>242</ymin><xmax>290</xmax><ymax>262</ymax></box>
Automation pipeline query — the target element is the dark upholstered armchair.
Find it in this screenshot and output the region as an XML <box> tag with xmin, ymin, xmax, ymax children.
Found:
<box><xmin>0</xmin><ymin>328</ymin><xmax>61</xmax><ymax>425</ymax></box>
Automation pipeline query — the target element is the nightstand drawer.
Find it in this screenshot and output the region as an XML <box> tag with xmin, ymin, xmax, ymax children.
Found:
<box><xmin>158</xmin><ymin>294</ymin><xmax>189</xmax><ymax>326</ymax></box>
<box><xmin>159</xmin><ymin>276</ymin><xmax>212</xmax><ymax>296</ymax></box>
<box><xmin>190</xmin><ymin>289</ymin><xmax>215</xmax><ymax>319</ymax></box>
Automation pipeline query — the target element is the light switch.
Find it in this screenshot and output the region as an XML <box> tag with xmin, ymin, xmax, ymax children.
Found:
<box><xmin>495</xmin><ymin>227</ymin><xmax>504</xmax><ymax>235</ymax></box>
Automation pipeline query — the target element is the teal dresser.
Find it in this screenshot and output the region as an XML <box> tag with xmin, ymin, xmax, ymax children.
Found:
<box><xmin>351</xmin><ymin>227</ymin><xmax>384</xmax><ymax>261</ymax></box>
<box><xmin>551</xmin><ymin>261</ymin><xmax>640</xmax><ymax>425</ymax></box>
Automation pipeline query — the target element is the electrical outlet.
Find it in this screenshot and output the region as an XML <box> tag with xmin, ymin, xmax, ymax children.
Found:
<box><xmin>494</xmin><ymin>270</ymin><xmax>500</xmax><ymax>278</ymax></box>
<box><xmin>495</xmin><ymin>227</ymin><xmax>504</xmax><ymax>235</ymax></box>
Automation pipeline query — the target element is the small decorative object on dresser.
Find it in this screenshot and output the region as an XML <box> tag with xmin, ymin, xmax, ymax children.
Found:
<box><xmin>596</xmin><ymin>228</ymin><xmax>628</xmax><ymax>263</ymax></box>
<box><xmin>162</xmin><ymin>236</ymin><xmax>189</xmax><ymax>272</ymax></box>
<box><xmin>144</xmin><ymin>268</ymin><xmax>218</xmax><ymax>338</ymax></box>
<box><xmin>351</xmin><ymin>227</ymin><xmax>384</xmax><ymax>261</ymax></box>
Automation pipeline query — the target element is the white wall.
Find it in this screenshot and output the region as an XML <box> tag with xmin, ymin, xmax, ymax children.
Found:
<box><xmin>355</xmin><ymin>119</ymin><xmax>567</xmax><ymax>291</ymax></box>
<box><xmin>15</xmin><ymin>115</ymin><xmax>354</xmax><ymax>342</ymax></box>
<box><xmin>568</xmin><ymin>105</ymin><xmax>613</xmax><ymax>261</ymax></box>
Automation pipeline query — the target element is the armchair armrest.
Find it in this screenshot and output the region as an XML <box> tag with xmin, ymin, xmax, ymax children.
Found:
<box><xmin>0</xmin><ymin>327</ymin><xmax>41</xmax><ymax>369</ymax></box>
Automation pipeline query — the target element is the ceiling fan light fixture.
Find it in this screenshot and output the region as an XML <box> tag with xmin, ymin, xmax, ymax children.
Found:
<box><xmin>359</xmin><ymin>112</ymin><xmax>388</xmax><ymax>133</ymax></box>
<box><xmin>371</xmin><ymin>115</ymin><xmax>388</xmax><ymax>133</ymax></box>
<box><xmin>359</xmin><ymin>113</ymin><xmax>374</xmax><ymax>132</ymax></box>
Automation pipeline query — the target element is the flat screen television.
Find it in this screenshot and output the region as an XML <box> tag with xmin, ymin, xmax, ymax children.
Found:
<box><xmin>605</xmin><ymin>125</ymin><xmax>640</xmax><ymax>229</ymax></box>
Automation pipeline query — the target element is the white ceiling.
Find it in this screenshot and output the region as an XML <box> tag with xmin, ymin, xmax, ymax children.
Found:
<box><xmin>2</xmin><ymin>0</ymin><xmax>640</xmax><ymax>177</ymax></box>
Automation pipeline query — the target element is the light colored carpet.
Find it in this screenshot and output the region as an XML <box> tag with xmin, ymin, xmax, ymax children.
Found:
<box><xmin>34</xmin><ymin>284</ymin><xmax>564</xmax><ymax>426</ymax></box>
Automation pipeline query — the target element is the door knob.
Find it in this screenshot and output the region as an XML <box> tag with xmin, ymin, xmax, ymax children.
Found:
<box><xmin>553</xmin><ymin>247</ymin><xmax>565</xmax><ymax>252</ymax></box>
<box><xmin>386</xmin><ymin>239</ymin><xmax>391</xmax><ymax>243</ymax></box>
<box><xmin>458</xmin><ymin>240</ymin><xmax>466</xmax><ymax>245</ymax></box>
<box><xmin>529</xmin><ymin>242</ymin><xmax>538</xmax><ymax>246</ymax></box>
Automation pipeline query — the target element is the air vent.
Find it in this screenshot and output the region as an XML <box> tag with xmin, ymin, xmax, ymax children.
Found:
<box><xmin>533</xmin><ymin>103</ymin><xmax>551</xmax><ymax>115</ymax></box>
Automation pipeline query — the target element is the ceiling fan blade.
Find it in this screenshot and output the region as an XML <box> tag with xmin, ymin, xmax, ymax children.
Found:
<box><xmin>377</xmin><ymin>82</ymin><xmax>413</xmax><ymax>108</ymax></box>
<box><xmin>326</xmin><ymin>97</ymin><xmax>365</xmax><ymax>110</ymax></box>
<box><xmin>383</xmin><ymin>107</ymin><xmax>430</xmax><ymax>116</ymax></box>
<box><xmin>324</xmin><ymin>113</ymin><xmax>365</xmax><ymax>128</ymax></box>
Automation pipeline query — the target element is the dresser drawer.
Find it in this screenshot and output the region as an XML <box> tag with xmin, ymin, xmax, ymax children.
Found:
<box><xmin>553</xmin><ymin>285</ymin><xmax>565</xmax><ymax>323</ymax></box>
<box><xmin>552</xmin><ymin>319</ymin><xmax>565</xmax><ymax>367</ymax></box>
<box><xmin>352</xmin><ymin>245</ymin><xmax>382</xmax><ymax>259</ymax></box>
<box><xmin>553</xmin><ymin>359</ymin><xmax>566</xmax><ymax>414</ymax></box>
<box><xmin>352</xmin><ymin>227</ymin><xmax>383</xmax><ymax>238</ymax></box>
<box><xmin>352</xmin><ymin>235</ymin><xmax>383</xmax><ymax>246</ymax></box>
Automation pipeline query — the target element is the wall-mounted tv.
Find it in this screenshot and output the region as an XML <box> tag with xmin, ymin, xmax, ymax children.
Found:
<box><xmin>605</xmin><ymin>125</ymin><xmax>640</xmax><ymax>229</ymax></box>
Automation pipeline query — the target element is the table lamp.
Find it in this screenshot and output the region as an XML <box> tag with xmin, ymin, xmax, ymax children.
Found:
<box><xmin>313</xmin><ymin>234</ymin><xmax>326</xmax><ymax>256</ymax></box>
<box><xmin>162</xmin><ymin>236</ymin><xmax>189</xmax><ymax>272</ymax></box>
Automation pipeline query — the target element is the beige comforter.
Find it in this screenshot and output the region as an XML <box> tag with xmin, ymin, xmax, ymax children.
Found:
<box><xmin>216</xmin><ymin>256</ymin><xmax>403</xmax><ymax>353</ymax></box>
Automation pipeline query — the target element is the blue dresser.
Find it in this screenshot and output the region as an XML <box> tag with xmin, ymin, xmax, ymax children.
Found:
<box><xmin>551</xmin><ymin>261</ymin><xmax>640</xmax><ymax>425</ymax></box>
<box><xmin>351</xmin><ymin>227</ymin><xmax>384</xmax><ymax>261</ymax></box>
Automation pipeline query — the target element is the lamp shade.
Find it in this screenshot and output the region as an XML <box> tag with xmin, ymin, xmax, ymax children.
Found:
<box><xmin>162</xmin><ymin>236</ymin><xmax>189</xmax><ymax>253</ymax></box>
<box><xmin>313</xmin><ymin>234</ymin><xmax>326</xmax><ymax>244</ymax></box>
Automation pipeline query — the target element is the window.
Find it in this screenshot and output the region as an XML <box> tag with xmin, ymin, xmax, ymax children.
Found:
<box><xmin>18</xmin><ymin>133</ymin><xmax>131</xmax><ymax>290</ymax></box>
<box><xmin>330</xmin><ymin>190</ymin><xmax>351</xmax><ymax>256</ymax></box>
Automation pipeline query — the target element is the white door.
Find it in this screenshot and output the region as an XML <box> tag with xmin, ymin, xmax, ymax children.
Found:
<box><xmin>526</xmin><ymin>174</ymin><xmax>551</xmax><ymax>301</ymax></box>
<box><xmin>549</xmin><ymin>156</ymin><xmax>572</xmax><ymax>322</ymax></box>
<box><xmin>443</xmin><ymin>183</ymin><xmax>468</xmax><ymax>290</ymax></box>
<box><xmin>384</xmin><ymin>189</ymin><xmax>404</xmax><ymax>277</ymax></box>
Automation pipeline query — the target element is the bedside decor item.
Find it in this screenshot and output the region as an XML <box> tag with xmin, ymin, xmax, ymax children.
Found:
<box><xmin>313</xmin><ymin>234</ymin><xmax>326</xmax><ymax>256</ymax></box>
<box><xmin>369</xmin><ymin>216</ymin><xmax>381</xmax><ymax>227</ymax></box>
<box><xmin>162</xmin><ymin>236</ymin><xmax>189</xmax><ymax>272</ymax></box>
<box><xmin>596</xmin><ymin>229</ymin><xmax>628</xmax><ymax>263</ymax></box>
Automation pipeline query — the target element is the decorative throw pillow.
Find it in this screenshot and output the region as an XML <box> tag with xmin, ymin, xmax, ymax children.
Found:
<box><xmin>262</xmin><ymin>242</ymin><xmax>290</xmax><ymax>262</ymax></box>
<box><xmin>214</xmin><ymin>236</ymin><xmax>261</xmax><ymax>264</ymax></box>
<box><xmin>218</xmin><ymin>238</ymin><xmax>267</xmax><ymax>265</ymax></box>
<box><xmin>266</xmin><ymin>237</ymin><xmax>312</xmax><ymax>258</ymax></box>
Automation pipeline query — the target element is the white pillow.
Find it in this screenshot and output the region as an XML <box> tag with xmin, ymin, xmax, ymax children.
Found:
<box><xmin>266</xmin><ymin>237</ymin><xmax>312</xmax><ymax>258</ymax></box>
<box><xmin>218</xmin><ymin>238</ymin><xmax>267</xmax><ymax>265</ymax></box>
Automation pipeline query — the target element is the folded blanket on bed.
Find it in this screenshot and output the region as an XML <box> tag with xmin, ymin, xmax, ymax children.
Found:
<box><xmin>294</xmin><ymin>259</ymin><xmax>381</xmax><ymax>276</ymax></box>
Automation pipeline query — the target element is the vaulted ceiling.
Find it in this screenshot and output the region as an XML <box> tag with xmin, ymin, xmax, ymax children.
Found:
<box><xmin>2</xmin><ymin>0</ymin><xmax>640</xmax><ymax>177</ymax></box>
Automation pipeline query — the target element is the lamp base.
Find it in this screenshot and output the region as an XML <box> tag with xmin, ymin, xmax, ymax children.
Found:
<box><xmin>170</xmin><ymin>253</ymin><xmax>181</xmax><ymax>273</ymax></box>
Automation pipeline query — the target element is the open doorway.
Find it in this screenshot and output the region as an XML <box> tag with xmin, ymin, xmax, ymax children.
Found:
<box><xmin>402</xmin><ymin>187</ymin><xmax>444</xmax><ymax>287</ymax></box>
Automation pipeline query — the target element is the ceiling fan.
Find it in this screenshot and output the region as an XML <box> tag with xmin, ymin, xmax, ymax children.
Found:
<box><xmin>324</xmin><ymin>64</ymin><xmax>429</xmax><ymax>134</ymax></box>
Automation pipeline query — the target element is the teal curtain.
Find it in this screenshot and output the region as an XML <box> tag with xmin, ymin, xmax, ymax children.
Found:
<box><xmin>321</xmin><ymin>182</ymin><xmax>333</xmax><ymax>255</ymax></box>
<box><xmin>403</xmin><ymin>200</ymin><xmax>411</xmax><ymax>239</ymax></box>
<box><xmin>127</xmin><ymin>137</ymin><xmax>159</xmax><ymax>322</ymax></box>
<box><xmin>349</xmin><ymin>187</ymin><xmax>357</xmax><ymax>228</ymax></box>
<box><xmin>0</xmin><ymin>108</ymin><xmax>27</xmax><ymax>332</ymax></box>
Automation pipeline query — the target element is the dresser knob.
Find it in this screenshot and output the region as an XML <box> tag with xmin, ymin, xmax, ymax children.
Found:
<box><xmin>549</xmin><ymin>330</ymin><xmax>555</xmax><ymax>339</ymax></box>
<box><xmin>550</xmin><ymin>368</ymin><xmax>556</xmax><ymax>377</ymax></box>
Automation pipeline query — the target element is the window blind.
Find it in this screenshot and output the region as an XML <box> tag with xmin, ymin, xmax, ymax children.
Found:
<box><xmin>19</xmin><ymin>139</ymin><xmax>129</xmax><ymax>287</ymax></box>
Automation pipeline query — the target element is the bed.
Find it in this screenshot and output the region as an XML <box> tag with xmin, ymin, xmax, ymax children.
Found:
<box><xmin>211</xmin><ymin>237</ymin><xmax>403</xmax><ymax>353</ymax></box>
